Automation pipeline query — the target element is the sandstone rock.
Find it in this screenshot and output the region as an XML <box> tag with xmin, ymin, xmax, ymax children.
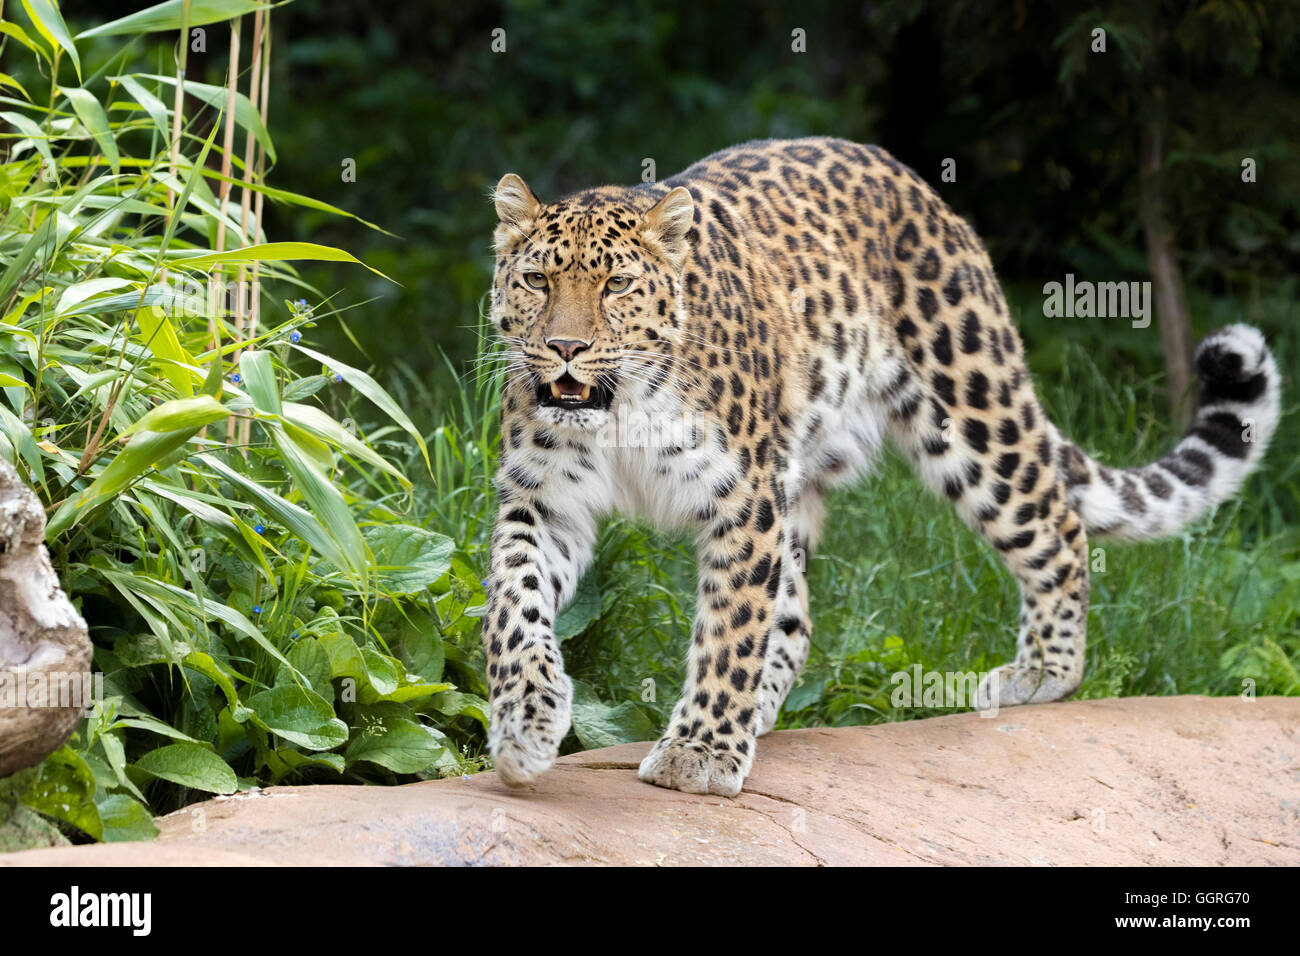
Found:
<box><xmin>3</xmin><ymin>696</ymin><xmax>1296</xmax><ymax>866</ymax></box>
<box><xmin>0</xmin><ymin>458</ymin><xmax>92</xmax><ymax>778</ymax></box>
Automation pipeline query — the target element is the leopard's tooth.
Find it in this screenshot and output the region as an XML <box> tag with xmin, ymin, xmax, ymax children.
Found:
<box><xmin>579</xmin><ymin>384</ymin><xmax>592</xmax><ymax>401</ymax></box>
<box><xmin>550</xmin><ymin>382</ymin><xmax>563</xmax><ymax>400</ymax></box>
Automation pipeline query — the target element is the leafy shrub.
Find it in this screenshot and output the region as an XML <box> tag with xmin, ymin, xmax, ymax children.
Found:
<box><xmin>1</xmin><ymin>0</ymin><xmax>488</xmax><ymax>842</ymax></box>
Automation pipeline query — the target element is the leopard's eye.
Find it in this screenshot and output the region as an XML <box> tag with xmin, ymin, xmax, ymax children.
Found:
<box><xmin>523</xmin><ymin>272</ymin><xmax>548</xmax><ymax>290</ymax></box>
<box><xmin>606</xmin><ymin>275</ymin><xmax>632</xmax><ymax>294</ymax></box>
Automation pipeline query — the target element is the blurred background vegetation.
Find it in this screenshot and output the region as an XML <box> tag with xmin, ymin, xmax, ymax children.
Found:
<box><xmin>3</xmin><ymin>0</ymin><xmax>1295</xmax><ymax>842</ymax></box>
<box><xmin>77</xmin><ymin>0</ymin><xmax>1300</xmax><ymax>396</ymax></box>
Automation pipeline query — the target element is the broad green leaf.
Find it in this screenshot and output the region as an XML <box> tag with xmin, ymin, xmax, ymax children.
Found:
<box><xmin>22</xmin><ymin>0</ymin><xmax>81</xmax><ymax>80</ymax></box>
<box><xmin>429</xmin><ymin>690</ymin><xmax>489</xmax><ymax>730</ymax></box>
<box><xmin>382</xmin><ymin>606</ymin><xmax>445</xmax><ymax>683</ymax></box>
<box><xmin>359</xmin><ymin>647</ymin><xmax>400</xmax><ymax>697</ymax></box>
<box><xmin>96</xmin><ymin>794</ymin><xmax>159</xmax><ymax>843</ymax></box>
<box><xmin>555</xmin><ymin>569</ymin><xmax>602</xmax><ymax>641</ymax></box>
<box><xmin>282</xmin><ymin>637</ymin><xmax>332</xmax><ymax>701</ymax></box>
<box><xmin>80</xmin><ymin>1</ymin><xmax>269</xmax><ymax>39</ymax></box>
<box><xmin>318</xmin><ymin>630</ymin><xmax>367</xmax><ymax>682</ymax></box>
<box><xmin>64</xmin><ymin>87</ymin><xmax>119</xmax><ymax>173</ymax></box>
<box><xmin>344</xmin><ymin>717</ymin><xmax>447</xmax><ymax>774</ymax></box>
<box><xmin>134</xmin><ymin>743</ymin><xmax>238</xmax><ymax>794</ymax></box>
<box><xmin>246</xmin><ymin>684</ymin><xmax>348</xmax><ymax>751</ymax></box>
<box><xmin>364</xmin><ymin>524</ymin><xmax>453</xmax><ymax>595</ymax></box>
<box><xmin>24</xmin><ymin>746</ymin><xmax>101</xmax><ymax>839</ymax></box>
<box><xmin>570</xmin><ymin>682</ymin><xmax>656</xmax><ymax>750</ymax></box>
<box><xmin>275</xmin><ymin>749</ymin><xmax>345</xmax><ymax>774</ymax></box>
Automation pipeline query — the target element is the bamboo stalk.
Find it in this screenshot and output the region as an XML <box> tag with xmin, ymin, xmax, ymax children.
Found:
<box><xmin>251</xmin><ymin>14</ymin><xmax>272</xmax><ymax>337</ymax></box>
<box><xmin>214</xmin><ymin>20</ymin><xmax>241</xmax><ymax>260</ymax></box>
<box><xmin>235</xmin><ymin>5</ymin><xmax>266</xmax><ymax>453</ymax></box>
<box><xmin>217</xmin><ymin>20</ymin><xmax>242</xmax><ymax>446</ymax></box>
<box><xmin>241</xmin><ymin>3</ymin><xmax>271</xmax><ymax>452</ymax></box>
<box><xmin>167</xmin><ymin>0</ymin><xmax>192</xmax><ymax>211</ymax></box>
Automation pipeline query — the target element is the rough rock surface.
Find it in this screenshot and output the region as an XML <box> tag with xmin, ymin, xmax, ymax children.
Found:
<box><xmin>3</xmin><ymin>695</ymin><xmax>1297</xmax><ymax>866</ymax></box>
<box><xmin>0</xmin><ymin>457</ymin><xmax>92</xmax><ymax>778</ymax></box>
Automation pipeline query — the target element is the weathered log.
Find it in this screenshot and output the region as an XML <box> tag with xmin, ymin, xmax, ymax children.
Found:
<box><xmin>0</xmin><ymin>458</ymin><xmax>92</xmax><ymax>777</ymax></box>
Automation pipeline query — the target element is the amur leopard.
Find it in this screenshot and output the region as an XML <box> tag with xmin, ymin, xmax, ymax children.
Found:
<box><xmin>482</xmin><ymin>137</ymin><xmax>1280</xmax><ymax>797</ymax></box>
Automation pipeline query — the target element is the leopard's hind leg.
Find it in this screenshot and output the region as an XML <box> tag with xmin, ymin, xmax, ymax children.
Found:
<box><xmin>890</xmin><ymin>378</ymin><xmax>1091</xmax><ymax>708</ymax></box>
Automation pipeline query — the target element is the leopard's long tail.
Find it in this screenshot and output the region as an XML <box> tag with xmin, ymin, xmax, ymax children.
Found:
<box><xmin>1057</xmin><ymin>324</ymin><xmax>1281</xmax><ymax>542</ymax></box>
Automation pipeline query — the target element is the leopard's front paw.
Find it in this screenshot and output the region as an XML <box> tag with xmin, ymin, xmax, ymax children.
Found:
<box><xmin>488</xmin><ymin>675</ymin><xmax>573</xmax><ymax>787</ymax></box>
<box><xmin>976</xmin><ymin>663</ymin><xmax>1079</xmax><ymax>709</ymax></box>
<box><xmin>637</xmin><ymin>735</ymin><xmax>753</xmax><ymax>797</ymax></box>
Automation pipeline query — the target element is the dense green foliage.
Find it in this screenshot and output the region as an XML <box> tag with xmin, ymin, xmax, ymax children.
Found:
<box><xmin>1</xmin><ymin>0</ymin><xmax>1296</xmax><ymax>845</ymax></box>
<box><xmin>1</xmin><ymin>0</ymin><xmax>491</xmax><ymax>842</ymax></box>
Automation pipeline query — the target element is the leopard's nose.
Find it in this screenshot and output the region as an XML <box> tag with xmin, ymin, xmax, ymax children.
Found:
<box><xmin>546</xmin><ymin>338</ymin><xmax>591</xmax><ymax>361</ymax></box>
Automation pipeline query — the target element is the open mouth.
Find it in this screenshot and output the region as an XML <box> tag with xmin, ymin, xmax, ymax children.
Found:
<box><xmin>536</xmin><ymin>372</ymin><xmax>615</xmax><ymax>411</ymax></box>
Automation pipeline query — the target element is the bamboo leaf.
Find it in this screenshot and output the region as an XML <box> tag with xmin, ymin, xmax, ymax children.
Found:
<box><xmin>0</xmin><ymin>109</ymin><xmax>54</xmax><ymax>170</ymax></box>
<box><xmin>114</xmin><ymin>74</ymin><xmax>170</xmax><ymax>137</ymax></box>
<box><xmin>129</xmin><ymin>73</ymin><xmax>276</xmax><ymax>163</ymax></box>
<box><xmin>64</xmin><ymin>88</ymin><xmax>120</xmax><ymax>173</ymax></box>
<box><xmin>167</xmin><ymin>241</ymin><xmax>393</xmax><ymax>281</ymax></box>
<box><xmin>291</xmin><ymin>343</ymin><xmax>430</xmax><ymax>472</ymax></box>
<box><xmin>21</xmin><ymin>0</ymin><xmax>81</xmax><ymax>80</ymax></box>
<box><xmin>78</xmin><ymin>0</ymin><xmax>270</xmax><ymax>39</ymax></box>
<box><xmin>196</xmin><ymin>452</ymin><xmax>356</xmax><ymax>575</ymax></box>
<box><xmin>119</xmin><ymin>394</ymin><xmax>227</xmax><ymax>439</ymax></box>
<box><xmin>135</xmin><ymin>305</ymin><xmax>197</xmax><ymax>396</ymax></box>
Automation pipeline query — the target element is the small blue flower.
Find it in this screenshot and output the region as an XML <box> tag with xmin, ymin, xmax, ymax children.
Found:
<box><xmin>290</xmin><ymin>330</ymin><xmax>301</xmax><ymax>343</ymax></box>
<box><xmin>254</xmin><ymin>523</ymin><xmax>265</xmax><ymax>534</ymax></box>
<box><xmin>232</xmin><ymin>373</ymin><xmax>242</xmax><ymax>384</ymax></box>
<box><xmin>333</xmin><ymin>373</ymin><xmax>342</xmax><ymax>383</ymax></box>
<box><xmin>253</xmin><ymin>605</ymin><xmax>262</xmax><ymax>614</ymax></box>
<box><xmin>296</xmin><ymin>298</ymin><xmax>307</xmax><ymax>308</ymax></box>
<box><xmin>291</xmin><ymin>631</ymin><xmax>299</xmax><ymax>640</ymax></box>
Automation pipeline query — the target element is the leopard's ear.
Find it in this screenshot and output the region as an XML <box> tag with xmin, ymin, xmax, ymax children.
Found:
<box><xmin>641</xmin><ymin>186</ymin><xmax>694</xmax><ymax>270</ymax></box>
<box><xmin>494</xmin><ymin>173</ymin><xmax>542</xmax><ymax>227</ymax></box>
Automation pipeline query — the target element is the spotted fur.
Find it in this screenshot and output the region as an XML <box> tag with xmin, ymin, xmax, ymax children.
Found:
<box><xmin>481</xmin><ymin>137</ymin><xmax>1281</xmax><ymax>797</ymax></box>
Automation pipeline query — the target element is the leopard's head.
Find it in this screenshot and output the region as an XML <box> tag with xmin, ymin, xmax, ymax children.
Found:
<box><xmin>490</xmin><ymin>174</ymin><xmax>694</xmax><ymax>429</ymax></box>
